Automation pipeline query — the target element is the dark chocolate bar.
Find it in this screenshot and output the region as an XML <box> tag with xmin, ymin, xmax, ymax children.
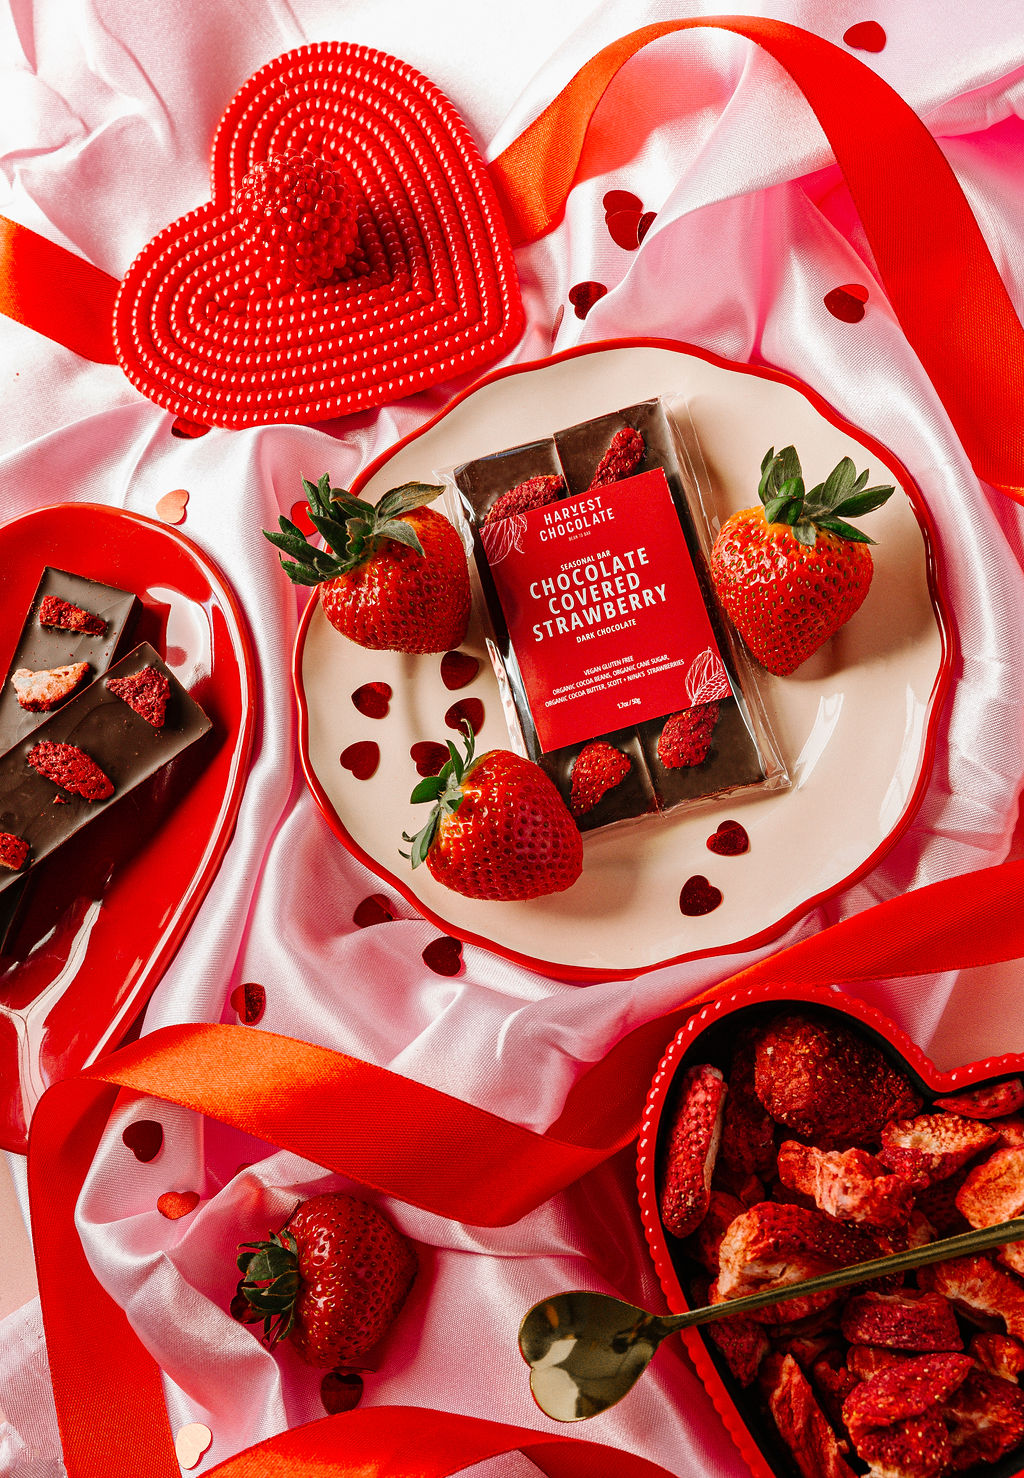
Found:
<box><xmin>0</xmin><ymin>642</ymin><xmax>211</xmax><ymax>895</ymax></box>
<box><xmin>0</xmin><ymin>569</ymin><xmax>140</xmax><ymax>754</ymax></box>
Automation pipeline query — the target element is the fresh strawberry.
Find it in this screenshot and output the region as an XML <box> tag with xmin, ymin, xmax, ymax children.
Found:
<box><xmin>710</xmin><ymin>446</ymin><xmax>895</xmax><ymax>676</ymax></box>
<box><xmin>235</xmin><ymin>153</ymin><xmax>362</xmax><ymax>292</ymax></box>
<box><xmin>586</xmin><ymin>426</ymin><xmax>645</xmax><ymax>489</ymax></box>
<box><xmin>106</xmin><ymin>666</ymin><xmax>171</xmax><ymax>728</ymax></box>
<box><xmin>657</xmin><ymin>701</ymin><xmax>720</xmax><ymax>768</ymax></box>
<box><xmin>482</xmin><ymin>474</ymin><xmax>566</xmax><ymax>527</ymax></box>
<box><xmin>402</xmin><ymin>723</ymin><xmax>582</xmax><ymax>901</ymax></box>
<box><xmin>11</xmin><ymin>662</ymin><xmax>89</xmax><ymax>711</ymax></box>
<box><xmin>569</xmin><ymin>740</ymin><xmax>631</xmax><ymax>816</ymax></box>
<box><xmin>27</xmin><ymin>741</ymin><xmax>114</xmax><ymax>800</ymax></box>
<box><xmin>0</xmin><ymin>833</ymin><xmax>29</xmax><ymax>871</ymax></box>
<box><xmin>234</xmin><ymin>1192</ymin><xmax>417</xmax><ymax>1371</ymax></box>
<box><xmin>265</xmin><ymin>474</ymin><xmax>470</xmax><ymax>654</ymax></box>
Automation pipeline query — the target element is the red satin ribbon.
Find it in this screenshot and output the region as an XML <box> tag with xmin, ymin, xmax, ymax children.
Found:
<box><xmin>30</xmin><ymin>854</ymin><xmax>1024</xmax><ymax>1477</ymax></box>
<box><xmin>0</xmin><ymin>216</ymin><xmax>118</xmax><ymax>363</ymax></box>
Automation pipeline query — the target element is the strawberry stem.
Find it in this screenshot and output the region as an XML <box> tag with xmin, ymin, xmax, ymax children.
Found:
<box><xmin>757</xmin><ymin>446</ymin><xmax>895</xmax><ymax>546</ymax></box>
<box><xmin>401</xmin><ymin>723</ymin><xmax>474</xmax><ymax>869</ymax></box>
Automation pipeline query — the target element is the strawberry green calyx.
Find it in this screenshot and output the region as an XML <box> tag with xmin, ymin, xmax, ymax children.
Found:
<box><xmin>263</xmin><ymin>473</ymin><xmax>446</xmax><ymax>586</ymax></box>
<box><xmin>235</xmin><ymin>1222</ymin><xmax>302</xmax><ymax>1347</ymax></box>
<box><xmin>758</xmin><ymin>446</ymin><xmax>895</xmax><ymax>549</ymax></box>
<box><xmin>401</xmin><ymin>723</ymin><xmax>474</xmax><ymax>869</ymax></box>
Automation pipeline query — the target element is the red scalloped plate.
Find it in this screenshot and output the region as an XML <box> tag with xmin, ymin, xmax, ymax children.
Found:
<box><xmin>0</xmin><ymin>504</ymin><xmax>256</xmax><ymax>1152</ymax></box>
<box><xmin>113</xmin><ymin>42</ymin><xmax>523</xmax><ymax>428</ymax></box>
<box><xmin>636</xmin><ymin>982</ymin><xmax>1024</xmax><ymax>1478</ymax></box>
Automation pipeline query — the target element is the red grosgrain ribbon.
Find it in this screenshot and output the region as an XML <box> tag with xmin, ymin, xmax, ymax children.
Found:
<box><xmin>489</xmin><ymin>17</ymin><xmax>1024</xmax><ymax>504</ymax></box>
<box><xmin>29</xmin><ymin>855</ymin><xmax>1024</xmax><ymax>1477</ymax></box>
<box><xmin>0</xmin><ymin>216</ymin><xmax>118</xmax><ymax>363</ymax></box>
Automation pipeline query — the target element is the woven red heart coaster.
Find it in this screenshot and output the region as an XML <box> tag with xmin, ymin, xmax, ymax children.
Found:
<box><xmin>113</xmin><ymin>43</ymin><xmax>523</xmax><ymax>428</ymax></box>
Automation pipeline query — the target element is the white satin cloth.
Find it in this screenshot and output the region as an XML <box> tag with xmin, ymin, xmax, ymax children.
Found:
<box><xmin>2</xmin><ymin>1</ymin><xmax>1024</xmax><ymax>1474</ymax></box>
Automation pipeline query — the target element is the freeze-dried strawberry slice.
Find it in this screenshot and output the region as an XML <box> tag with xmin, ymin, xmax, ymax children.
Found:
<box><xmin>809</xmin><ymin>1349</ymin><xmax>859</xmax><ymax>1429</ymax></box>
<box><xmin>853</xmin><ymin>1412</ymin><xmax>951</xmax><ymax>1478</ymax></box>
<box><xmin>692</xmin><ymin>1188</ymin><xmax>746</xmax><ymax>1273</ymax></box>
<box><xmin>763</xmin><ymin>1354</ymin><xmax>857</xmax><ymax>1478</ymax></box>
<box><xmin>721</xmin><ymin>1030</ymin><xmax>776</xmax><ymax>1177</ymax></box>
<box><xmin>482</xmin><ymin>474</ymin><xmax>565</xmax><ymax>527</ymax></box>
<box><xmin>847</xmin><ymin>1346</ymin><xmax>915</xmax><ymax>1380</ymax></box>
<box><xmin>946</xmin><ymin>1367</ymin><xmax>1024</xmax><ymax>1469</ymax></box>
<box><xmin>717</xmin><ymin>1201</ymin><xmax>877</xmax><ymax>1312</ymax></box>
<box><xmin>27</xmin><ymin>741</ymin><xmax>114</xmax><ymax>800</ymax></box>
<box><xmin>753</xmin><ymin>1013</ymin><xmax>922</xmax><ymax>1149</ymax></box>
<box><xmin>11</xmin><ymin>662</ymin><xmax>90</xmax><ymax>712</ymax></box>
<box><xmin>703</xmin><ymin>1286</ymin><xmax>769</xmax><ymax>1385</ymax></box>
<box><xmin>934</xmin><ymin>1079</ymin><xmax>1024</xmax><ymax>1119</ymax></box>
<box><xmin>969</xmin><ymin>1331</ymin><xmax>1024</xmax><ymax>1382</ymax></box>
<box><xmin>106</xmin><ymin>666</ymin><xmax>171</xmax><ymax>728</ymax></box>
<box><xmin>840</xmin><ymin>1291</ymin><xmax>963</xmax><ymax>1352</ymax></box>
<box><xmin>586</xmin><ymin>426</ymin><xmax>645</xmax><ymax>489</ymax></box>
<box><xmin>38</xmin><ymin>595</ymin><xmax>105</xmax><ymax>635</ymax></box>
<box><xmin>994</xmin><ymin>1116</ymin><xmax>1024</xmax><ymax>1147</ymax></box>
<box><xmin>915</xmin><ymin>1169</ymin><xmax>971</xmax><ymax>1236</ymax></box>
<box><xmin>568</xmin><ymin>741</ymin><xmax>631</xmax><ymax>816</ymax></box>
<box><xmin>956</xmin><ymin>1145</ymin><xmax>1024</xmax><ymax>1227</ymax></box>
<box><xmin>777</xmin><ymin>1140</ymin><xmax>913</xmax><ymax>1229</ymax></box>
<box><xmin>920</xmin><ymin>1254</ymin><xmax>1024</xmax><ymax>1341</ymax></box>
<box><xmin>658</xmin><ymin>1063</ymin><xmax>726</xmax><ymax>1238</ymax></box>
<box><xmin>878</xmin><ymin>1112</ymin><xmax>998</xmax><ymax>1187</ymax></box>
<box><xmin>842</xmin><ymin>1352</ymin><xmax>973</xmax><ymax>1442</ymax></box>
<box><xmin>0</xmin><ymin>833</ymin><xmax>29</xmax><ymax>871</ymax></box>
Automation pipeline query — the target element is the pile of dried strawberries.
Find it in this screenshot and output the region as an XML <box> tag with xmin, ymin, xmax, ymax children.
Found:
<box><xmin>658</xmin><ymin>1011</ymin><xmax>1024</xmax><ymax>1478</ymax></box>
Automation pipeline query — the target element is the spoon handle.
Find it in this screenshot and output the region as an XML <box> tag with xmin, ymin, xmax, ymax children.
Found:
<box><xmin>666</xmin><ymin>1214</ymin><xmax>1024</xmax><ymax>1332</ymax></box>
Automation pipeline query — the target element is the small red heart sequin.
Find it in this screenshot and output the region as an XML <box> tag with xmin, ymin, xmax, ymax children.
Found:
<box><xmin>825</xmin><ymin>285</ymin><xmax>868</xmax><ymax>322</ymax></box>
<box><xmin>637</xmin><ymin>211</ymin><xmax>656</xmax><ymax>244</ymax></box>
<box><xmin>423</xmin><ymin>935</ymin><xmax>463</xmax><ymax>976</ymax></box>
<box><xmin>289</xmin><ymin>500</ymin><xmax>316</xmax><ymax>536</ymax></box>
<box><xmin>440</xmin><ymin>651</ymin><xmax>480</xmax><ymax>690</ymax></box>
<box><xmin>602</xmin><ymin>189</ymin><xmax>643</xmax><ymax>214</ymax></box>
<box><xmin>321</xmin><ymin>1371</ymin><xmax>364</xmax><ymax>1414</ymax></box>
<box><xmin>157</xmin><ymin>1190</ymin><xmax>200</xmax><ymax>1220</ymax></box>
<box><xmin>122</xmin><ymin>1120</ymin><xmax>164</xmax><ymax>1162</ymax></box>
<box><xmin>410</xmin><ymin>741</ymin><xmax>450</xmax><ymax>777</ymax></box>
<box><xmin>155</xmin><ymin>489</ymin><xmax>189</xmax><ymax>525</ymax></box>
<box><xmin>706</xmin><ymin>820</ymin><xmax>750</xmax><ymax>857</ymax></box>
<box><xmin>843</xmin><ymin>21</ymin><xmax>886</xmax><ymax>51</ymax></box>
<box><xmin>229</xmin><ymin>981</ymin><xmax>266</xmax><ymax>1024</ymax></box>
<box><xmin>175</xmin><ymin>1424</ymin><xmax>213</xmax><ymax>1470</ymax></box>
<box><xmin>568</xmin><ymin>282</ymin><xmax>608</xmax><ymax>319</ymax></box>
<box><xmin>444</xmin><ymin>698</ymin><xmax>484</xmax><ymax>736</ymax></box>
<box><xmin>340</xmin><ymin>741</ymin><xmax>379</xmax><ymax>780</ymax></box>
<box><xmin>170</xmin><ymin>418</ymin><xmax>211</xmax><ymax>440</ymax></box>
<box><xmin>606</xmin><ymin>209</ymin><xmax>644</xmax><ymax>251</ymax></box>
<box><xmin>353</xmin><ymin>893</ymin><xmax>395</xmax><ymax>927</ymax></box>
<box><xmin>679</xmin><ymin>875</ymin><xmax>723</xmax><ymax>916</ymax></box>
<box><xmin>351</xmin><ymin>682</ymin><xmax>392</xmax><ymax>718</ymax></box>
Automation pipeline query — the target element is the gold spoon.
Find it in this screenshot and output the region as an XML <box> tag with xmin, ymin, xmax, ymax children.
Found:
<box><xmin>518</xmin><ymin>1215</ymin><xmax>1024</xmax><ymax>1422</ymax></box>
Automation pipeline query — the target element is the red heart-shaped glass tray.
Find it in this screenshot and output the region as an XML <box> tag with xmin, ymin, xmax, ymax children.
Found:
<box><xmin>637</xmin><ymin>982</ymin><xmax>1024</xmax><ymax>1478</ymax></box>
<box><xmin>113</xmin><ymin>42</ymin><xmax>523</xmax><ymax>428</ymax></box>
<box><xmin>0</xmin><ymin>504</ymin><xmax>256</xmax><ymax>1152</ymax></box>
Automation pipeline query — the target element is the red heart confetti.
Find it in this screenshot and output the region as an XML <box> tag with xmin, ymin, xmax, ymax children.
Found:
<box><xmin>289</xmin><ymin>499</ymin><xmax>316</xmax><ymax>536</ymax></box>
<box><xmin>440</xmin><ymin>651</ymin><xmax>480</xmax><ymax>690</ymax></box>
<box><xmin>175</xmin><ymin>1424</ymin><xmax>213</xmax><ymax>1470</ymax></box>
<box><xmin>113</xmin><ymin>42</ymin><xmax>523</xmax><ymax>430</ymax></box>
<box><xmin>157</xmin><ymin>1190</ymin><xmax>200</xmax><ymax>1220</ymax></box>
<box><xmin>606</xmin><ymin>209</ymin><xmax>644</xmax><ymax>251</ymax></box>
<box><xmin>602</xmin><ymin>189</ymin><xmax>643</xmax><ymax>214</ymax></box>
<box><xmin>122</xmin><ymin>1120</ymin><xmax>164</xmax><ymax>1162</ymax></box>
<box><xmin>229</xmin><ymin>980</ymin><xmax>266</xmax><ymax>1025</ymax></box>
<box><xmin>637</xmin><ymin>211</ymin><xmax>656</xmax><ymax>244</ymax></box>
<box><xmin>155</xmin><ymin>489</ymin><xmax>189</xmax><ymax>525</ymax></box>
<box><xmin>824</xmin><ymin>284</ymin><xmax>868</xmax><ymax>322</ymax></box>
<box><xmin>410</xmin><ymin>740</ymin><xmax>450</xmax><ymax>776</ymax></box>
<box><xmin>353</xmin><ymin>893</ymin><xmax>395</xmax><ymax>927</ymax></box>
<box><xmin>444</xmin><ymin>698</ymin><xmax>484</xmax><ymax>736</ymax></box>
<box><xmin>843</xmin><ymin>21</ymin><xmax>886</xmax><ymax>51</ymax></box>
<box><xmin>568</xmin><ymin>282</ymin><xmax>608</xmax><ymax>320</ymax></box>
<box><xmin>170</xmin><ymin>417</ymin><xmax>210</xmax><ymax>440</ymax></box>
<box><xmin>679</xmin><ymin>875</ymin><xmax>723</xmax><ymax>916</ymax></box>
<box><xmin>351</xmin><ymin>682</ymin><xmax>393</xmax><ymax>719</ymax></box>
<box><xmin>340</xmin><ymin>741</ymin><xmax>380</xmax><ymax>780</ymax></box>
<box><xmin>706</xmin><ymin>820</ymin><xmax>750</xmax><ymax>857</ymax></box>
<box><xmin>321</xmin><ymin>1370</ymin><xmax>364</xmax><ymax>1414</ymax></box>
<box><xmin>422</xmin><ymin>935</ymin><xmax>463</xmax><ymax>976</ymax></box>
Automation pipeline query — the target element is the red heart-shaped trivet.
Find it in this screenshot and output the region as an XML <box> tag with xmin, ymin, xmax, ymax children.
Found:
<box><xmin>113</xmin><ymin>43</ymin><xmax>523</xmax><ymax>429</ymax></box>
<box><xmin>637</xmin><ymin>984</ymin><xmax>1024</xmax><ymax>1478</ymax></box>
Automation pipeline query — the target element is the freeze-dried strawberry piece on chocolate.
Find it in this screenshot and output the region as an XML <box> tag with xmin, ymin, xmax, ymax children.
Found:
<box><xmin>946</xmin><ymin>1367</ymin><xmax>1024</xmax><ymax>1469</ymax></box>
<box><xmin>753</xmin><ymin>1012</ymin><xmax>922</xmax><ymax>1149</ymax></box>
<box><xmin>586</xmin><ymin>426</ymin><xmax>645</xmax><ymax>490</ymax></box>
<box><xmin>106</xmin><ymin>666</ymin><xmax>171</xmax><ymax>728</ymax></box>
<box><xmin>0</xmin><ymin>833</ymin><xmax>29</xmax><ymax>871</ymax></box>
<box><xmin>658</xmin><ymin>1063</ymin><xmax>726</xmax><ymax>1239</ymax></box>
<box><xmin>720</xmin><ymin>1030</ymin><xmax>776</xmax><ymax>1177</ymax></box>
<box><xmin>568</xmin><ymin>741</ymin><xmax>631</xmax><ymax>816</ymax></box>
<box><xmin>934</xmin><ymin>1078</ymin><xmax>1024</xmax><ymax>1119</ymax></box>
<box><xmin>762</xmin><ymin>1353</ymin><xmax>857</xmax><ymax>1478</ymax></box>
<box><xmin>920</xmin><ymin>1254</ymin><xmax>1024</xmax><ymax>1341</ymax></box>
<box><xmin>657</xmin><ymin>701</ymin><xmax>720</xmax><ymax>769</ymax></box>
<box><xmin>11</xmin><ymin>662</ymin><xmax>90</xmax><ymax>712</ymax></box>
<box><xmin>969</xmin><ymin>1331</ymin><xmax>1024</xmax><ymax>1382</ymax></box>
<box><xmin>853</xmin><ymin>1412</ymin><xmax>951</xmax><ymax>1478</ymax></box>
<box><xmin>842</xmin><ymin>1352</ymin><xmax>974</xmax><ymax>1444</ymax></box>
<box><xmin>840</xmin><ymin>1291</ymin><xmax>963</xmax><ymax>1352</ymax></box>
<box><xmin>27</xmin><ymin>741</ymin><xmax>114</xmax><ymax>800</ymax></box>
<box><xmin>878</xmin><ymin>1112</ymin><xmax>998</xmax><ymax>1187</ymax></box>
<box><xmin>777</xmin><ymin>1140</ymin><xmax>913</xmax><ymax>1229</ymax></box>
<box><xmin>481</xmin><ymin>474</ymin><xmax>566</xmax><ymax>528</ymax></box>
<box><xmin>716</xmin><ymin>1201</ymin><xmax>877</xmax><ymax>1320</ymax></box>
<box><xmin>38</xmin><ymin>594</ymin><xmax>105</xmax><ymax>635</ymax></box>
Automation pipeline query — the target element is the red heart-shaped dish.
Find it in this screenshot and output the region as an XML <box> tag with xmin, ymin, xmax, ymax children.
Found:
<box><xmin>637</xmin><ymin>984</ymin><xmax>1024</xmax><ymax>1478</ymax></box>
<box><xmin>113</xmin><ymin>43</ymin><xmax>523</xmax><ymax>428</ymax></box>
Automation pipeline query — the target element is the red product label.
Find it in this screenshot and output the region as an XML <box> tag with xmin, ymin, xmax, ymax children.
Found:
<box><xmin>479</xmin><ymin>469</ymin><xmax>731</xmax><ymax>753</ymax></box>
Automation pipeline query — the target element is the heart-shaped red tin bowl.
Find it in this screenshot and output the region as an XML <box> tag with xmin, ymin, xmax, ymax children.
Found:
<box><xmin>636</xmin><ymin>983</ymin><xmax>1024</xmax><ymax>1478</ymax></box>
<box><xmin>113</xmin><ymin>42</ymin><xmax>523</xmax><ymax>428</ymax></box>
